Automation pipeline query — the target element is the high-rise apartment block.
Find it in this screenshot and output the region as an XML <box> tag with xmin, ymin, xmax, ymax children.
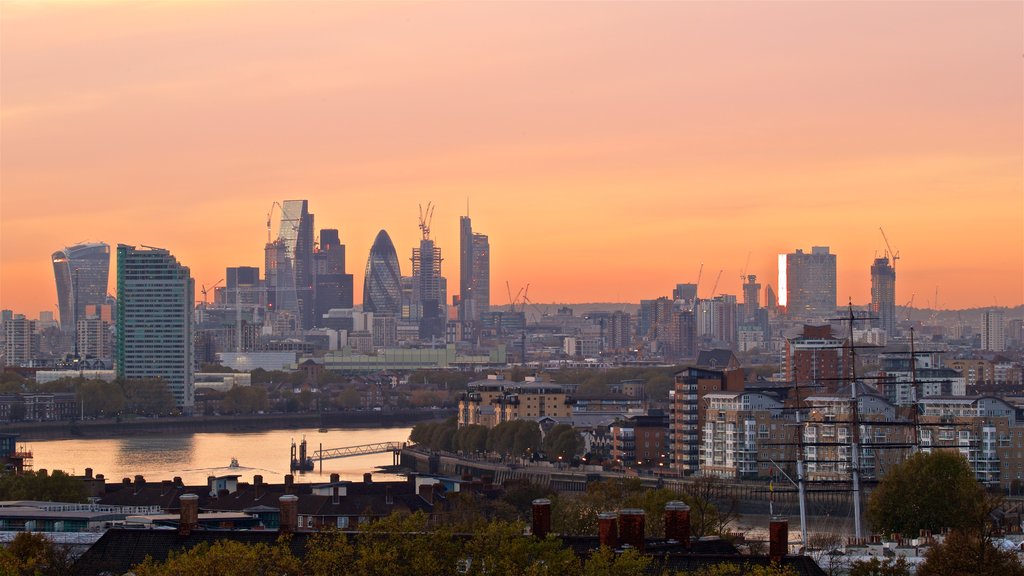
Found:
<box><xmin>982</xmin><ymin>309</ymin><xmax>1006</xmax><ymax>352</ymax></box>
<box><xmin>785</xmin><ymin>324</ymin><xmax>847</xmax><ymax>391</ymax></box>
<box><xmin>4</xmin><ymin>318</ymin><xmax>37</xmax><ymax>367</ymax></box>
<box><xmin>870</xmin><ymin>257</ymin><xmax>896</xmax><ymax>336</ymax></box>
<box><xmin>52</xmin><ymin>242</ymin><xmax>110</xmax><ymax>343</ymax></box>
<box><xmin>412</xmin><ymin>238</ymin><xmax>445</xmax><ymax>339</ymax></box>
<box><xmin>779</xmin><ymin>246</ymin><xmax>836</xmax><ymax>320</ymax></box>
<box><xmin>115</xmin><ymin>245</ymin><xmax>195</xmax><ymax>412</ymax></box>
<box><xmin>76</xmin><ymin>317</ymin><xmax>111</xmax><ymax>360</ymax></box>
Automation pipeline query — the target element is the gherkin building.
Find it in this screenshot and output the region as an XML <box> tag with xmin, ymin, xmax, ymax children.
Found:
<box><xmin>363</xmin><ymin>230</ymin><xmax>402</xmax><ymax>315</ymax></box>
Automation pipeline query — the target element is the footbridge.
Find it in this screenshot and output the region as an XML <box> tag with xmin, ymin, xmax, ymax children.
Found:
<box><xmin>312</xmin><ymin>442</ymin><xmax>406</xmax><ymax>466</ymax></box>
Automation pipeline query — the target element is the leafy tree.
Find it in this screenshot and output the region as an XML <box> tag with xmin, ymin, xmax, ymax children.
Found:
<box><xmin>334</xmin><ymin>386</ymin><xmax>362</xmax><ymax>410</ymax></box>
<box><xmin>120</xmin><ymin>378</ymin><xmax>175</xmax><ymax>416</ymax></box>
<box><xmin>303</xmin><ymin>530</ymin><xmax>356</xmax><ymax>576</ymax></box>
<box><xmin>453</xmin><ymin>425</ymin><xmax>489</xmax><ymax>454</ymax></box>
<box><xmin>867</xmin><ymin>451</ymin><xmax>987</xmax><ymax>536</ymax></box>
<box><xmin>0</xmin><ymin>470</ymin><xmax>87</xmax><ymax>503</ymax></box>
<box><xmin>0</xmin><ymin>532</ymin><xmax>74</xmax><ymax>576</ymax></box>
<box><xmin>77</xmin><ymin>379</ymin><xmax>126</xmax><ymax>417</ymax></box>
<box><xmin>542</xmin><ymin>424</ymin><xmax>582</xmax><ymax>461</ymax></box>
<box><xmin>848</xmin><ymin>557</ymin><xmax>912</xmax><ymax>576</ymax></box>
<box><xmin>582</xmin><ymin>546</ymin><xmax>651</xmax><ymax>576</ymax></box>
<box><xmin>460</xmin><ymin>520</ymin><xmax>582</xmax><ymax>576</ymax></box>
<box><xmin>916</xmin><ymin>530</ymin><xmax>1024</xmax><ymax>576</ymax></box>
<box><xmin>681</xmin><ymin>563</ymin><xmax>799</xmax><ymax>576</ymax></box>
<box><xmin>221</xmin><ymin>386</ymin><xmax>268</xmax><ymax>414</ymax></box>
<box><xmin>349</xmin><ymin>511</ymin><xmax>461</xmax><ymax>576</ymax></box>
<box><xmin>132</xmin><ymin>538</ymin><xmax>302</xmax><ymax>576</ymax></box>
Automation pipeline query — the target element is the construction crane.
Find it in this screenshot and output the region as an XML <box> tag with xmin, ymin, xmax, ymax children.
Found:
<box><xmin>879</xmin><ymin>227</ymin><xmax>900</xmax><ymax>269</ymax></box>
<box><xmin>506</xmin><ymin>281</ymin><xmax>526</xmax><ymax>313</ymax></box>
<box><xmin>418</xmin><ymin>202</ymin><xmax>435</xmax><ymax>240</ymax></box>
<box><xmin>710</xmin><ymin>269</ymin><xmax>723</xmax><ymax>299</ymax></box>
<box><xmin>904</xmin><ymin>293</ymin><xmax>916</xmax><ymax>321</ymax></box>
<box><xmin>268</xmin><ymin>201</ymin><xmax>284</xmax><ymax>241</ymax></box>
<box><xmin>739</xmin><ymin>251</ymin><xmax>752</xmax><ymax>282</ymax></box>
<box><xmin>695</xmin><ymin>263</ymin><xmax>704</xmax><ymax>297</ymax></box>
<box><xmin>201</xmin><ymin>279</ymin><xmax>224</xmax><ymax>305</ymax></box>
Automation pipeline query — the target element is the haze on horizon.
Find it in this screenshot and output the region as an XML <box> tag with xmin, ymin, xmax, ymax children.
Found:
<box><xmin>1</xmin><ymin>1</ymin><xmax>1021</xmax><ymax>316</ymax></box>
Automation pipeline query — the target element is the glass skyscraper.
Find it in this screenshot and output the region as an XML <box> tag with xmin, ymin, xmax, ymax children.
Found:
<box><xmin>870</xmin><ymin>256</ymin><xmax>896</xmax><ymax>336</ymax></box>
<box><xmin>115</xmin><ymin>245</ymin><xmax>195</xmax><ymax>412</ymax></box>
<box><xmin>52</xmin><ymin>242</ymin><xmax>110</xmax><ymax>339</ymax></box>
<box><xmin>459</xmin><ymin>215</ymin><xmax>490</xmax><ymax>334</ymax></box>
<box><xmin>363</xmin><ymin>230</ymin><xmax>402</xmax><ymax>316</ymax></box>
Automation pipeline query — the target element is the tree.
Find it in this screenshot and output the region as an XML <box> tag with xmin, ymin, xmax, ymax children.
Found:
<box><xmin>582</xmin><ymin>546</ymin><xmax>651</xmax><ymax>576</ymax></box>
<box><xmin>848</xmin><ymin>557</ymin><xmax>912</xmax><ymax>576</ymax></box>
<box><xmin>120</xmin><ymin>378</ymin><xmax>175</xmax><ymax>416</ymax></box>
<box><xmin>334</xmin><ymin>386</ymin><xmax>362</xmax><ymax>410</ymax></box>
<box><xmin>77</xmin><ymin>379</ymin><xmax>126</xmax><ymax>417</ymax></box>
<box><xmin>132</xmin><ymin>538</ymin><xmax>302</xmax><ymax>576</ymax></box>
<box><xmin>916</xmin><ymin>529</ymin><xmax>1024</xmax><ymax>576</ymax></box>
<box><xmin>681</xmin><ymin>564</ymin><xmax>799</xmax><ymax>576</ymax></box>
<box><xmin>867</xmin><ymin>451</ymin><xmax>987</xmax><ymax>536</ymax></box>
<box><xmin>542</xmin><ymin>424</ymin><xmax>582</xmax><ymax>461</ymax></box>
<box><xmin>0</xmin><ymin>532</ymin><xmax>74</xmax><ymax>576</ymax></box>
<box><xmin>0</xmin><ymin>470</ymin><xmax>87</xmax><ymax>503</ymax></box>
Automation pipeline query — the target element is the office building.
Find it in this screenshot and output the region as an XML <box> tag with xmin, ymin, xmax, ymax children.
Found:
<box><xmin>52</xmin><ymin>242</ymin><xmax>110</xmax><ymax>343</ymax></box>
<box><xmin>313</xmin><ymin>229</ymin><xmax>354</xmax><ymax>327</ymax></box>
<box><xmin>982</xmin><ymin>309</ymin><xmax>1006</xmax><ymax>352</ymax></box>
<box><xmin>459</xmin><ymin>215</ymin><xmax>490</xmax><ymax>334</ymax></box>
<box><xmin>363</xmin><ymin>230</ymin><xmax>402</xmax><ymax>316</ymax></box>
<box><xmin>278</xmin><ymin>200</ymin><xmax>315</xmax><ymax>329</ymax></box>
<box><xmin>412</xmin><ymin>238</ymin><xmax>445</xmax><ymax>340</ymax></box>
<box><xmin>76</xmin><ymin>317</ymin><xmax>111</xmax><ymax>360</ymax></box>
<box><xmin>870</xmin><ymin>257</ymin><xmax>896</xmax><ymax>336</ymax></box>
<box><xmin>226</xmin><ymin>266</ymin><xmax>261</xmax><ymax>308</ymax></box>
<box><xmin>115</xmin><ymin>245</ymin><xmax>195</xmax><ymax>412</ymax></box>
<box><xmin>779</xmin><ymin>246</ymin><xmax>836</xmax><ymax>320</ymax></box>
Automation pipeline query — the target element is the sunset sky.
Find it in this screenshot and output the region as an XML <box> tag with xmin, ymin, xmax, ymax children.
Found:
<box><xmin>2</xmin><ymin>1</ymin><xmax>1022</xmax><ymax>316</ymax></box>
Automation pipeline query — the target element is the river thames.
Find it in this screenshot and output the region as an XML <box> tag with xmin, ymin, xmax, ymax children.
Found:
<box><xmin>22</xmin><ymin>426</ymin><xmax>412</xmax><ymax>485</ymax></box>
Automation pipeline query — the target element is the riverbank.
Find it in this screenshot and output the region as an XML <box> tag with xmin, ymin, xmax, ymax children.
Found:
<box><xmin>1</xmin><ymin>408</ymin><xmax>453</xmax><ymax>441</ymax></box>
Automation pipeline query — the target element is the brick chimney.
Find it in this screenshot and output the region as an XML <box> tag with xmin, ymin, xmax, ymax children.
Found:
<box><xmin>363</xmin><ymin>472</ymin><xmax>372</xmax><ymax>483</ymax></box>
<box><xmin>531</xmin><ymin>499</ymin><xmax>551</xmax><ymax>539</ymax></box>
<box><xmin>179</xmin><ymin>493</ymin><xmax>199</xmax><ymax>536</ymax></box>
<box><xmin>619</xmin><ymin>509</ymin><xmax>646</xmax><ymax>552</ymax></box>
<box><xmin>664</xmin><ymin>501</ymin><xmax>690</xmax><ymax>546</ymax></box>
<box><xmin>284</xmin><ymin>474</ymin><xmax>294</xmax><ymax>494</ymax></box>
<box><xmin>85</xmin><ymin>468</ymin><xmax>93</xmax><ymax>479</ymax></box>
<box><xmin>253</xmin><ymin>475</ymin><xmax>263</xmax><ymax>499</ymax></box>
<box><xmin>598</xmin><ymin>512</ymin><xmax>618</xmax><ymax>548</ymax></box>
<box><xmin>279</xmin><ymin>495</ymin><xmax>299</xmax><ymax>533</ymax></box>
<box><xmin>769</xmin><ymin>516</ymin><xmax>788</xmax><ymax>563</ymax></box>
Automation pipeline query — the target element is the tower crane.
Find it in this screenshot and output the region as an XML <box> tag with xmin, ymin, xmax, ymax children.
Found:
<box><xmin>739</xmin><ymin>251</ymin><xmax>752</xmax><ymax>283</ymax></box>
<box><xmin>695</xmin><ymin>263</ymin><xmax>704</xmax><ymax>297</ymax></box>
<box><xmin>879</xmin><ymin>227</ymin><xmax>900</xmax><ymax>269</ymax></box>
<box><xmin>710</xmin><ymin>269</ymin><xmax>723</xmax><ymax>299</ymax></box>
<box><xmin>418</xmin><ymin>202</ymin><xmax>435</xmax><ymax>240</ymax></box>
<box><xmin>266</xmin><ymin>201</ymin><xmax>283</xmax><ymax>243</ymax></box>
<box><xmin>201</xmin><ymin>279</ymin><xmax>224</xmax><ymax>305</ymax></box>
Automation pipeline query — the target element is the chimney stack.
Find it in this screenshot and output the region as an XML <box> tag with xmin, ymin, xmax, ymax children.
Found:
<box><xmin>532</xmin><ymin>499</ymin><xmax>552</xmax><ymax>539</ymax></box>
<box><xmin>769</xmin><ymin>516</ymin><xmax>789</xmax><ymax>563</ymax></box>
<box><xmin>85</xmin><ymin>468</ymin><xmax>93</xmax><ymax>479</ymax></box>
<box><xmin>253</xmin><ymin>475</ymin><xmax>263</xmax><ymax>498</ymax></box>
<box><xmin>619</xmin><ymin>509</ymin><xmax>646</xmax><ymax>552</ymax></box>
<box><xmin>179</xmin><ymin>494</ymin><xmax>199</xmax><ymax>536</ymax></box>
<box><xmin>363</xmin><ymin>472</ymin><xmax>372</xmax><ymax>483</ymax></box>
<box><xmin>664</xmin><ymin>501</ymin><xmax>691</xmax><ymax>546</ymax></box>
<box><xmin>278</xmin><ymin>495</ymin><xmax>299</xmax><ymax>533</ymax></box>
<box><xmin>134</xmin><ymin>474</ymin><xmax>145</xmax><ymax>485</ymax></box>
<box><xmin>598</xmin><ymin>512</ymin><xmax>618</xmax><ymax>548</ymax></box>
<box><xmin>284</xmin><ymin>474</ymin><xmax>294</xmax><ymax>494</ymax></box>
<box><xmin>173</xmin><ymin>476</ymin><xmax>183</xmax><ymax>487</ymax></box>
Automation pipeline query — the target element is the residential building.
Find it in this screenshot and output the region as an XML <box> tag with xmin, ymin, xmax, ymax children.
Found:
<box><xmin>670</xmin><ymin>367</ymin><xmax>744</xmax><ymax>474</ymax></box>
<box><xmin>76</xmin><ymin>316</ymin><xmax>111</xmax><ymax>360</ymax></box>
<box><xmin>115</xmin><ymin>245</ymin><xmax>195</xmax><ymax>412</ymax></box>
<box><xmin>457</xmin><ymin>376</ymin><xmax>571</xmax><ymax>428</ymax></box>
<box><xmin>946</xmin><ymin>359</ymin><xmax>994</xmax><ymax>388</ymax></box>
<box><xmin>3</xmin><ymin>318</ymin><xmax>37</xmax><ymax>367</ymax></box>
<box><xmin>785</xmin><ymin>325</ymin><xmax>847</xmax><ymax>392</ymax></box>
<box><xmin>700</xmin><ymin>392</ymin><xmax>787</xmax><ymax>479</ymax></box>
<box><xmin>780</xmin><ymin>246</ymin><xmax>836</xmax><ymax>320</ymax></box>
<box><xmin>870</xmin><ymin>256</ymin><xmax>896</xmax><ymax>336</ymax></box>
<box><xmin>611</xmin><ymin>413</ymin><xmax>669</xmax><ymax>468</ymax></box>
<box><xmin>982</xmin><ymin>309</ymin><xmax>1006</xmax><ymax>352</ymax></box>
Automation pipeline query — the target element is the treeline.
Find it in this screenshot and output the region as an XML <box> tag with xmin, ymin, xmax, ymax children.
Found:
<box><xmin>121</xmin><ymin>512</ymin><xmax>798</xmax><ymax>576</ymax></box>
<box><xmin>0</xmin><ymin>470</ymin><xmax>86</xmax><ymax>503</ymax></box>
<box><xmin>410</xmin><ymin>419</ymin><xmax>583</xmax><ymax>462</ymax></box>
<box><xmin>0</xmin><ymin>372</ymin><xmax>176</xmax><ymax>418</ymax></box>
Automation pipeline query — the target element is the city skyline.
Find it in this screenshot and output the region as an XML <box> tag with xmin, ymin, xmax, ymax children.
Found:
<box><xmin>2</xmin><ymin>1</ymin><xmax>1022</xmax><ymax>315</ymax></box>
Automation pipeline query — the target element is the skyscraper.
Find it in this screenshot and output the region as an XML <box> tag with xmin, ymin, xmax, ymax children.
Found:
<box><xmin>741</xmin><ymin>275</ymin><xmax>761</xmax><ymax>324</ymax></box>
<box><xmin>779</xmin><ymin>246</ymin><xmax>836</xmax><ymax>320</ymax></box>
<box><xmin>52</xmin><ymin>242</ymin><xmax>110</xmax><ymax>344</ymax></box>
<box><xmin>412</xmin><ymin>238</ymin><xmax>445</xmax><ymax>339</ymax></box>
<box><xmin>115</xmin><ymin>245</ymin><xmax>195</xmax><ymax>412</ymax></box>
<box><xmin>3</xmin><ymin>317</ymin><xmax>37</xmax><ymax>367</ymax></box>
<box><xmin>459</xmin><ymin>215</ymin><xmax>490</xmax><ymax>334</ymax></box>
<box><xmin>314</xmin><ymin>229</ymin><xmax>354</xmax><ymax>326</ymax></box>
<box><xmin>276</xmin><ymin>200</ymin><xmax>315</xmax><ymax>329</ymax></box>
<box><xmin>982</xmin><ymin>309</ymin><xmax>1006</xmax><ymax>352</ymax></box>
<box><xmin>870</xmin><ymin>256</ymin><xmax>897</xmax><ymax>336</ymax></box>
<box><xmin>363</xmin><ymin>230</ymin><xmax>402</xmax><ymax>316</ymax></box>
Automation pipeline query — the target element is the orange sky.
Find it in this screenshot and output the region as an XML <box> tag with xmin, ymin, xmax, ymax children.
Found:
<box><xmin>2</xmin><ymin>1</ymin><xmax>1022</xmax><ymax>317</ymax></box>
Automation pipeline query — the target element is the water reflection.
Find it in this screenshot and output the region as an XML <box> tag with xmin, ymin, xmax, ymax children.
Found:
<box><xmin>115</xmin><ymin>435</ymin><xmax>196</xmax><ymax>470</ymax></box>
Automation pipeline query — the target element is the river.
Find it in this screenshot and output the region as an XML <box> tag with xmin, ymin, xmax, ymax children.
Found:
<box><xmin>22</xmin><ymin>426</ymin><xmax>411</xmax><ymax>485</ymax></box>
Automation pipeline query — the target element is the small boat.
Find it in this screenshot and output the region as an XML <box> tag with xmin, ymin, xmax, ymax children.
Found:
<box><xmin>229</xmin><ymin>457</ymin><xmax>240</xmax><ymax>468</ymax></box>
<box><xmin>319</xmin><ymin>428</ymin><xmax>329</xmax><ymax>433</ymax></box>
